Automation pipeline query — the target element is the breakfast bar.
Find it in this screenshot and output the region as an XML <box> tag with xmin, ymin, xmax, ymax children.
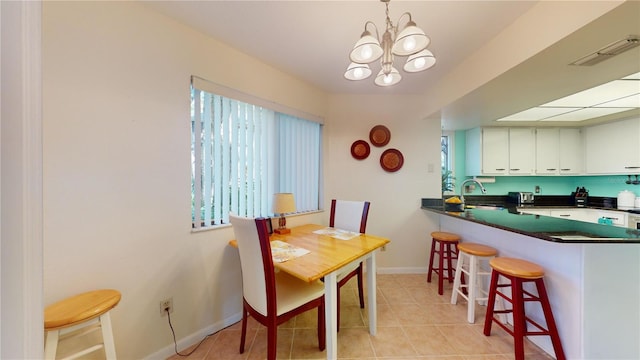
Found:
<box><xmin>422</xmin><ymin>200</ymin><xmax>640</xmax><ymax>360</ymax></box>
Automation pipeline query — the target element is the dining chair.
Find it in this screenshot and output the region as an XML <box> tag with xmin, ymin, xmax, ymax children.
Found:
<box><xmin>329</xmin><ymin>199</ymin><xmax>370</xmax><ymax>330</ymax></box>
<box><xmin>229</xmin><ymin>214</ymin><xmax>326</xmax><ymax>360</ymax></box>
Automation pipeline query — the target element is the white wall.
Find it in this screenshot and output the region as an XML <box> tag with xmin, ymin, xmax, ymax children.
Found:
<box><xmin>325</xmin><ymin>95</ymin><xmax>442</xmax><ymax>272</ymax></box>
<box><xmin>42</xmin><ymin>2</ymin><xmax>326</xmax><ymax>358</ymax></box>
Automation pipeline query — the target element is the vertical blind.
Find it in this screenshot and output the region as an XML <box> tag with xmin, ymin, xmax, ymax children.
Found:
<box><xmin>191</xmin><ymin>80</ymin><xmax>321</xmax><ymax>229</ymax></box>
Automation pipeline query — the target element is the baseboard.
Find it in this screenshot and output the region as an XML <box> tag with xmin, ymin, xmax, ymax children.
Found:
<box><xmin>143</xmin><ymin>312</ymin><xmax>242</xmax><ymax>360</ymax></box>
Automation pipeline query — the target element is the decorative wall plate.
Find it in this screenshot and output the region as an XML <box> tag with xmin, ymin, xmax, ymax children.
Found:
<box><xmin>380</xmin><ymin>148</ymin><xmax>404</xmax><ymax>172</ymax></box>
<box><xmin>369</xmin><ymin>125</ymin><xmax>391</xmax><ymax>147</ymax></box>
<box><xmin>350</xmin><ymin>140</ymin><xmax>370</xmax><ymax>160</ymax></box>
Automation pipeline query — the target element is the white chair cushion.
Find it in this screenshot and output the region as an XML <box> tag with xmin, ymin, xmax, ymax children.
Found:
<box><xmin>275</xmin><ymin>271</ymin><xmax>325</xmax><ymax>316</ymax></box>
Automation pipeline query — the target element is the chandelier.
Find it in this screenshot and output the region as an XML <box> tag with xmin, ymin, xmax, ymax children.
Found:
<box><xmin>344</xmin><ymin>0</ymin><xmax>436</xmax><ymax>87</ymax></box>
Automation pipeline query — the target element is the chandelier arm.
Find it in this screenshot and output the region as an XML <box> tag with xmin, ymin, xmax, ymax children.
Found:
<box><xmin>363</xmin><ymin>21</ymin><xmax>380</xmax><ymax>41</ymax></box>
<box><xmin>395</xmin><ymin>12</ymin><xmax>413</xmax><ymax>32</ymax></box>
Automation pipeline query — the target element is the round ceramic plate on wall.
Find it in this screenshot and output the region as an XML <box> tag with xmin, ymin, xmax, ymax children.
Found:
<box><xmin>380</xmin><ymin>148</ymin><xmax>404</xmax><ymax>172</ymax></box>
<box><xmin>350</xmin><ymin>140</ymin><xmax>370</xmax><ymax>160</ymax></box>
<box><xmin>369</xmin><ymin>125</ymin><xmax>391</xmax><ymax>147</ymax></box>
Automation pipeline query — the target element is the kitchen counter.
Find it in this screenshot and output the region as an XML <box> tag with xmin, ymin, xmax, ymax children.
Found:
<box><xmin>421</xmin><ymin>197</ymin><xmax>640</xmax><ymax>243</ymax></box>
<box><xmin>422</xmin><ymin>196</ymin><xmax>640</xmax><ymax>359</ymax></box>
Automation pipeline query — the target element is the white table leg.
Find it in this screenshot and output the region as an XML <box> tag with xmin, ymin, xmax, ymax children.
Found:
<box><xmin>366</xmin><ymin>252</ymin><xmax>377</xmax><ymax>335</ymax></box>
<box><xmin>324</xmin><ymin>271</ymin><xmax>338</xmax><ymax>360</ymax></box>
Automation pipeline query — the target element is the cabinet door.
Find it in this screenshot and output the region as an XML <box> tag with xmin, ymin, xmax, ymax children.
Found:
<box><xmin>536</xmin><ymin>128</ymin><xmax>560</xmax><ymax>174</ymax></box>
<box><xmin>509</xmin><ymin>128</ymin><xmax>535</xmax><ymax>175</ymax></box>
<box><xmin>559</xmin><ymin>128</ymin><xmax>583</xmax><ymax>174</ymax></box>
<box><xmin>585</xmin><ymin>118</ymin><xmax>640</xmax><ymax>174</ymax></box>
<box><xmin>481</xmin><ymin>128</ymin><xmax>509</xmax><ymax>175</ymax></box>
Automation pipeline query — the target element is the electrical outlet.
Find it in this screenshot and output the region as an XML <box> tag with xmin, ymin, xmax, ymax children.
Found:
<box><xmin>381</xmin><ymin>245</ymin><xmax>386</xmax><ymax>252</ymax></box>
<box><xmin>160</xmin><ymin>298</ymin><xmax>173</xmax><ymax>316</ymax></box>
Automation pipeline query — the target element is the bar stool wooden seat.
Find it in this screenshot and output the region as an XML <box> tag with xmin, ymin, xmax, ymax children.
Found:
<box><xmin>44</xmin><ymin>289</ymin><xmax>121</xmax><ymax>360</ymax></box>
<box><xmin>451</xmin><ymin>243</ymin><xmax>498</xmax><ymax>323</ymax></box>
<box><xmin>483</xmin><ymin>257</ymin><xmax>565</xmax><ymax>360</ymax></box>
<box><xmin>427</xmin><ymin>231</ymin><xmax>461</xmax><ymax>295</ymax></box>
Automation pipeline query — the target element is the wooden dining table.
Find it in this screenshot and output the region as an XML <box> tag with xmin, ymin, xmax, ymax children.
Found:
<box><xmin>229</xmin><ymin>223</ymin><xmax>390</xmax><ymax>360</ymax></box>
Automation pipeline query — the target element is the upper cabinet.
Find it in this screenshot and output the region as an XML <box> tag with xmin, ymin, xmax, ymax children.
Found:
<box><xmin>508</xmin><ymin>128</ymin><xmax>535</xmax><ymax>175</ymax></box>
<box><xmin>467</xmin><ymin>126</ymin><xmax>583</xmax><ymax>176</ymax></box>
<box><xmin>466</xmin><ymin>127</ymin><xmax>508</xmax><ymax>175</ymax></box>
<box><xmin>536</xmin><ymin>128</ymin><xmax>583</xmax><ymax>175</ymax></box>
<box><xmin>585</xmin><ymin>117</ymin><xmax>640</xmax><ymax>174</ymax></box>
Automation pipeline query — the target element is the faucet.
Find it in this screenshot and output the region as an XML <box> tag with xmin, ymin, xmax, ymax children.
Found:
<box><xmin>460</xmin><ymin>178</ymin><xmax>487</xmax><ymax>205</ymax></box>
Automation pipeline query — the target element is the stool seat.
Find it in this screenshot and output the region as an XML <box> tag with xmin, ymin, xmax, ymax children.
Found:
<box><xmin>45</xmin><ymin>289</ymin><xmax>121</xmax><ymax>330</ymax></box>
<box><xmin>431</xmin><ymin>231</ymin><xmax>461</xmax><ymax>242</ymax></box>
<box><xmin>457</xmin><ymin>243</ymin><xmax>498</xmax><ymax>257</ymax></box>
<box><xmin>489</xmin><ymin>257</ymin><xmax>544</xmax><ymax>279</ymax></box>
<box><xmin>44</xmin><ymin>289</ymin><xmax>121</xmax><ymax>360</ymax></box>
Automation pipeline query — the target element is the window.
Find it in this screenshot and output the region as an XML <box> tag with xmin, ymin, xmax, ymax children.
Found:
<box><xmin>191</xmin><ymin>77</ymin><xmax>321</xmax><ymax>229</ymax></box>
<box><xmin>441</xmin><ymin>131</ymin><xmax>455</xmax><ymax>193</ymax></box>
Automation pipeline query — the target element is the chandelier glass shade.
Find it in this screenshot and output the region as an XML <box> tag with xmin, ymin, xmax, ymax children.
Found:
<box><xmin>344</xmin><ymin>0</ymin><xmax>436</xmax><ymax>87</ymax></box>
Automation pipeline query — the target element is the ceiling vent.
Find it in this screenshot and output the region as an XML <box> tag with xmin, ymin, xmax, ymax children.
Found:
<box><xmin>570</xmin><ymin>35</ymin><xmax>639</xmax><ymax>66</ymax></box>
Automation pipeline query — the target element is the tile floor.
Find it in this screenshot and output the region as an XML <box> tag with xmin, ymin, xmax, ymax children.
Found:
<box><xmin>168</xmin><ymin>273</ymin><xmax>555</xmax><ymax>359</ymax></box>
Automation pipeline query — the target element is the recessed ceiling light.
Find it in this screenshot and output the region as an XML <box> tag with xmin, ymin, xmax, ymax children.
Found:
<box><xmin>495</xmin><ymin>71</ymin><xmax>640</xmax><ymax>122</ymax></box>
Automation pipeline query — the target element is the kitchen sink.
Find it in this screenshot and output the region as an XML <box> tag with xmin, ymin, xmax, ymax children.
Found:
<box><xmin>464</xmin><ymin>204</ymin><xmax>504</xmax><ymax>210</ymax></box>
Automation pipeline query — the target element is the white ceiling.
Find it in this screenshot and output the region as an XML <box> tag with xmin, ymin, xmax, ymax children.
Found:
<box><xmin>142</xmin><ymin>0</ymin><xmax>640</xmax><ymax>130</ymax></box>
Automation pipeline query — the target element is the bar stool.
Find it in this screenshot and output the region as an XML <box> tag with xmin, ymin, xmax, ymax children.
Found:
<box><xmin>451</xmin><ymin>243</ymin><xmax>497</xmax><ymax>323</ymax></box>
<box><xmin>483</xmin><ymin>258</ymin><xmax>565</xmax><ymax>360</ymax></box>
<box><xmin>427</xmin><ymin>231</ymin><xmax>461</xmax><ymax>295</ymax></box>
<box><xmin>44</xmin><ymin>289</ymin><xmax>121</xmax><ymax>360</ymax></box>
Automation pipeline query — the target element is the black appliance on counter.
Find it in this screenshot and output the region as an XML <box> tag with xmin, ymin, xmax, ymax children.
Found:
<box><xmin>572</xmin><ymin>187</ymin><xmax>588</xmax><ymax>207</ymax></box>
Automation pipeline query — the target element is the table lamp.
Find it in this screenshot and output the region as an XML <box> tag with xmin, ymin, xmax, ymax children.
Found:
<box><xmin>273</xmin><ymin>193</ymin><xmax>296</xmax><ymax>234</ymax></box>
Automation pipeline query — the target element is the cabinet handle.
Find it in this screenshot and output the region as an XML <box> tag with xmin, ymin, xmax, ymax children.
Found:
<box><xmin>624</xmin><ymin>166</ymin><xmax>640</xmax><ymax>169</ymax></box>
<box><xmin>560</xmin><ymin>168</ymin><xmax>571</xmax><ymax>171</ymax></box>
<box><xmin>495</xmin><ymin>168</ymin><xmax>506</xmax><ymax>171</ymax></box>
<box><xmin>559</xmin><ymin>214</ymin><xmax>571</xmax><ymax>217</ymax></box>
<box><xmin>546</xmin><ymin>168</ymin><xmax>557</xmax><ymax>171</ymax></box>
<box><xmin>510</xmin><ymin>168</ymin><xmax>520</xmax><ymax>171</ymax></box>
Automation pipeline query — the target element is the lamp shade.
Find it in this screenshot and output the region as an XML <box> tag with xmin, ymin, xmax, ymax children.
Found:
<box><xmin>349</xmin><ymin>30</ymin><xmax>384</xmax><ymax>64</ymax></box>
<box><xmin>273</xmin><ymin>193</ymin><xmax>296</xmax><ymax>214</ymax></box>
<box><xmin>374</xmin><ymin>67</ymin><xmax>402</xmax><ymax>87</ymax></box>
<box><xmin>392</xmin><ymin>21</ymin><xmax>430</xmax><ymax>56</ymax></box>
<box><xmin>344</xmin><ymin>62</ymin><xmax>372</xmax><ymax>81</ymax></box>
<box><xmin>404</xmin><ymin>49</ymin><xmax>436</xmax><ymax>73</ymax></box>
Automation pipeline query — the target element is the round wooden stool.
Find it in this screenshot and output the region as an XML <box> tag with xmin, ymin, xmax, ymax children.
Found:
<box><xmin>451</xmin><ymin>243</ymin><xmax>498</xmax><ymax>323</ymax></box>
<box><xmin>427</xmin><ymin>231</ymin><xmax>461</xmax><ymax>295</ymax></box>
<box><xmin>44</xmin><ymin>289</ymin><xmax>121</xmax><ymax>360</ymax></box>
<box><xmin>483</xmin><ymin>258</ymin><xmax>565</xmax><ymax>360</ymax></box>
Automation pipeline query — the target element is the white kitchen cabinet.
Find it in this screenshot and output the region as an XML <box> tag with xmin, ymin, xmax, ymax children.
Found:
<box><xmin>466</xmin><ymin>127</ymin><xmax>509</xmax><ymax>175</ymax></box>
<box><xmin>585</xmin><ymin>117</ymin><xmax>640</xmax><ymax>174</ymax></box>
<box><xmin>536</xmin><ymin>128</ymin><xmax>583</xmax><ymax>175</ymax></box>
<box><xmin>549</xmin><ymin>208</ymin><xmax>593</xmax><ymax>223</ymax></box>
<box><xmin>559</xmin><ymin>128</ymin><xmax>584</xmax><ymax>174</ymax></box>
<box><xmin>535</xmin><ymin>128</ymin><xmax>560</xmax><ymax>175</ymax></box>
<box><xmin>508</xmin><ymin>128</ymin><xmax>535</xmax><ymax>175</ymax></box>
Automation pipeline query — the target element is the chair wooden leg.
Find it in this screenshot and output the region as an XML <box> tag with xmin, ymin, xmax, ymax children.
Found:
<box><xmin>267</xmin><ymin>321</ymin><xmax>277</xmax><ymax>360</ymax></box>
<box><xmin>239</xmin><ymin>307</ymin><xmax>248</xmax><ymax>353</ymax></box>
<box><xmin>483</xmin><ymin>270</ymin><xmax>499</xmax><ymax>336</ymax></box>
<box><xmin>318</xmin><ymin>300</ymin><xmax>326</xmax><ymax>351</ymax></box>
<box><xmin>512</xmin><ymin>278</ymin><xmax>526</xmax><ymax>360</ymax></box>
<box><xmin>356</xmin><ymin>264</ymin><xmax>365</xmax><ymax>309</ymax></box>
<box><xmin>437</xmin><ymin>241</ymin><xmax>445</xmax><ymax>295</ymax></box>
<box><xmin>536</xmin><ymin>279</ymin><xmax>566</xmax><ymax>360</ymax></box>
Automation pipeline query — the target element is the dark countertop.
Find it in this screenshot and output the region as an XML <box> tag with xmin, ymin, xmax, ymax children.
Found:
<box><xmin>422</xmin><ymin>196</ymin><xmax>640</xmax><ymax>244</ymax></box>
